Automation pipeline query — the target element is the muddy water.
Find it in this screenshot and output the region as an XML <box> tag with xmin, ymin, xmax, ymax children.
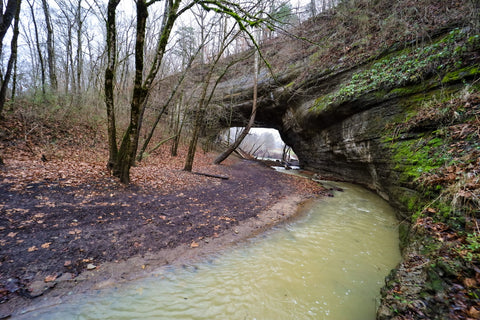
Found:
<box><xmin>17</xmin><ymin>183</ymin><xmax>400</xmax><ymax>320</ymax></box>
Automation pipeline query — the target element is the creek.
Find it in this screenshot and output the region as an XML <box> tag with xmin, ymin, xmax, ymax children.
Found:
<box><xmin>16</xmin><ymin>182</ymin><xmax>400</xmax><ymax>320</ymax></box>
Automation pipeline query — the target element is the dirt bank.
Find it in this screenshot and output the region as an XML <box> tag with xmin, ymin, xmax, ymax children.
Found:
<box><xmin>0</xmin><ymin>154</ymin><xmax>325</xmax><ymax>318</ymax></box>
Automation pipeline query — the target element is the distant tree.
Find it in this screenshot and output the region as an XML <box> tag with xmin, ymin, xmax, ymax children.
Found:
<box><xmin>263</xmin><ymin>2</ymin><xmax>297</xmax><ymax>39</ymax></box>
<box><xmin>261</xmin><ymin>131</ymin><xmax>277</xmax><ymax>150</ymax></box>
<box><xmin>214</xmin><ymin>29</ymin><xmax>259</xmax><ymax>165</ymax></box>
<box><xmin>184</xmin><ymin>24</ymin><xmax>243</xmax><ymax>171</ymax></box>
<box><xmin>310</xmin><ymin>0</ymin><xmax>317</xmax><ymax>17</ymax></box>
<box><xmin>271</xmin><ymin>2</ymin><xmax>294</xmax><ymax>24</ymax></box>
<box><xmin>26</xmin><ymin>0</ymin><xmax>46</xmax><ymax>96</ymax></box>
<box><xmin>41</xmin><ymin>0</ymin><xmax>57</xmax><ymax>91</ymax></box>
<box><xmin>175</xmin><ymin>26</ymin><xmax>197</xmax><ymax>65</ymax></box>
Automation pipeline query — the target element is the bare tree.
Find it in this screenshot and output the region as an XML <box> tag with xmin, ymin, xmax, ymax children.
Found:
<box><xmin>0</xmin><ymin>0</ymin><xmax>18</xmax><ymax>47</ymax></box>
<box><xmin>107</xmin><ymin>0</ymin><xmax>191</xmax><ymax>183</ymax></box>
<box><xmin>310</xmin><ymin>0</ymin><xmax>317</xmax><ymax>17</ymax></box>
<box><xmin>75</xmin><ymin>0</ymin><xmax>83</xmax><ymax>94</ymax></box>
<box><xmin>27</xmin><ymin>0</ymin><xmax>46</xmax><ymax>95</ymax></box>
<box><xmin>136</xmin><ymin>41</ymin><xmax>203</xmax><ymax>162</ymax></box>
<box><xmin>54</xmin><ymin>0</ymin><xmax>89</xmax><ymax>96</ymax></box>
<box><xmin>41</xmin><ymin>0</ymin><xmax>57</xmax><ymax>91</ymax></box>
<box><xmin>106</xmin><ymin>0</ymin><xmax>266</xmax><ymax>183</ymax></box>
<box><xmin>105</xmin><ymin>0</ymin><xmax>120</xmax><ymax>171</ymax></box>
<box><xmin>0</xmin><ymin>0</ymin><xmax>21</xmax><ymax>116</ymax></box>
<box><xmin>184</xmin><ymin>25</ymin><xmax>244</xmax><ymax>171</ymax></box>
<box><xmin>213</xmin><ymin>33</ymin><xmax>259</xmax><ymax>165</ymax></box>
<box><xmin>54</xmin><ymin>0</ymin><xmax>74</xmax><ymax>95</ymax></box>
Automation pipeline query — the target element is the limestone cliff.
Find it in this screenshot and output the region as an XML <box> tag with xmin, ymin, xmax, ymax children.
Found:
<box><xmin>213</xmin><ymin>2</ymin><xmax>480</xmax><ymax>318</ymax></box>
<box><xmin>219</xmin><ymin>27</ymin><xmax>479</xmax><ymax>214</ymax></box>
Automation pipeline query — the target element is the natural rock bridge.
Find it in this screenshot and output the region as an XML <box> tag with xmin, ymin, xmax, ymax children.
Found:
<box><xmin>212</xmin><ymin>27</ymin><xmax>480</xmax><ymax>218</ymax></box>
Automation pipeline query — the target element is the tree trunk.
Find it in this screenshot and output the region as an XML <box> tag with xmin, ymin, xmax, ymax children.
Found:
<box><xmin>311</xmin><ymin>0</ymin><xmax>317</xmax><ymax>17</ymax></box>
<box><xmin>112</xmin><ymin>0</ymin><xmax>148</xmax><ymax>184</ymax></box>
<box><xmin>105</xmin><ymin>0</ymin><xmax>120</xmax><ymax>171</ymax></box>
<box><xmin>75</xmin><ymin>0</ymin><xmax>83</xmax><ymax>95</ymax></box>
<box><xmin>0</xmin><ymin>0</ymin><xmax>21</xmax><ymax>116</ymax></box>
<box><xmin>28</xmin><ymin>0</ymin><xmax>46</xmax><ymax>96</ymax></box>
<box><xmin>170</xmin><ymin>109</ymin><xmax>181</xmax><ymax>157</ymax></box>
<box><xmin>41</xmin><ymin>0</ymin><xmax>57</xmax><ymax>91</ymax></box>
<box><xmin>111</xmin><ymin>0</ymin><xmax>182</xmax><ymax>183</ymax></box>
<box><xmin>11</xmin><ymin>47</ymin><xmax>18</xmax><ymax>101</ymax></box>
<box><xmin>171</xmin><ymin>95</ymin><xmax>187</xmax><ymax>157</ymax></box>
<box><xmin>184</xmin><ymin>66</ymin><xmax>217</xmax><ymax>171</ymax></box>
<box><xmin>184</xmin><ymin>106</ymin><xmax>205</xmax><ymax>171</ymax></box>
<box><xmin>67</xmin><ymin>23</ymin><xmax>75</xmax><ymax>95</ymax></box>
<box><xmin>0</xmin><ymin>0</ymin><xmax>18</xmax><ymax>48</ymax></box>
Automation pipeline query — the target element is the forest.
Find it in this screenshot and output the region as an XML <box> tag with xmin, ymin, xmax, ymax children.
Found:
<box><xmin>0</xmin><ymin>0</ymin><xmax>325</xmax><ymax>183</ymax></box>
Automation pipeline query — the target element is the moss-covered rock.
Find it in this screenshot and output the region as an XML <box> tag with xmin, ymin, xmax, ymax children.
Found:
<box><xmin>214</xmin><ymin>14</ymin><xmax>480</xmax><ymax>319</ymax></box>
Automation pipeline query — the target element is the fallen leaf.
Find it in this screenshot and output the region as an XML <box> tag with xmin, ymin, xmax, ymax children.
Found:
<box><xmin>190</xmin><ymin>241</ymin><xmax>199</xmax><ymax>248</ymax></box>
<box><xmin>28</xmin><ymin>246</ymin><xmax>38</xmax><ymax>252</ymax></box>
<box><xmin>7</xmin><ymin>232</ymin><xmax>17</xmax><ymax>238</ymax></box>
<box><xmin>463</xmin><ymin>278</ymin><xmax>477</xmax><ymax>288</ymax></box>
<box><xmin>41</xmin><ymin>242</ymin><xmax>51</xmax><ymax>249</ymax></box>
<box><xmin>68</xmin><ymin>229</ymin><xmax>82</xmax><ymax>235</ymax></box>
<box><xmin>468</xmin><ymin>306</ymin><xmax>480</xmax><ymax>319</ymax></box>
<box><xmin>44</xmin><ymin>275</ymin><xmax>57</xmax><ymax>283</ymax></box>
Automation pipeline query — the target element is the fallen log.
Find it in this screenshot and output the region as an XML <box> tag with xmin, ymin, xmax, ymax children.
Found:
<box><xmin>192</xmin><ymin>171</ymin><xmax>229</xmax><ymax>180</ymax></box>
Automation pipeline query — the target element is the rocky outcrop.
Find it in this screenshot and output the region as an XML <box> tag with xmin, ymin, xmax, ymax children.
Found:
<box><xmin>218</xmin><ymin>28</ymin><xmax>480</xmax><ymax>216</ymax></box>
<box><xmin>214</xmin><ymin>25</ymin><xmax>480</xmax><ymax>318</ymax></box>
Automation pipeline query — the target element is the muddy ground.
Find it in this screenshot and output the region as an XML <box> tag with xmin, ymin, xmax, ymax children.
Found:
<box><xmin>0</xmin><ymin>156</ymin><xmax>325</xmax><ymax>318</ymax></box>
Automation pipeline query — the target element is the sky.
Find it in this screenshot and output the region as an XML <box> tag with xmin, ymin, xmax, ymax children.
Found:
<box><xmin>117</xmin><ymin>0</ymin><xmax>312</xmax><ymax>16</ymax></box>
<box><xmin>3</xmin><ymin>0</ymin><xmax>315</xmax><ymax>91</ymax></box>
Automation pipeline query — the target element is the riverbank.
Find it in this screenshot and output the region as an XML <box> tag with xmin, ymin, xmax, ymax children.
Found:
<box><xmin>15</xmin><ymin>181</ymin><xmax>400</xmax><ymax>320</ymax></box>
<box><xmin>0</xmin><ymin>149</ymin><xmax>325</xmax><ymax>318</ymax></box>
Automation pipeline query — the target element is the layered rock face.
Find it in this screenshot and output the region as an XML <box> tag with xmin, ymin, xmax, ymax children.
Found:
<box><xmin>281</xmin><ymin>93</ymin><xmax>398</xmax><ymax>203</ymax></box>
<box><xmin>279</xmin><ymin>77</ymin><xmax>474</xmax><ymax>217</ymax></box>
<box><xmin>218</xmin><ymin>28</ymin><xmax>480</xmax><ymax>218</ymax></box>
<box><xmin>215</xmin><ymin>26</ymin><xmax>480</xmax><ymax>318</ymax></box>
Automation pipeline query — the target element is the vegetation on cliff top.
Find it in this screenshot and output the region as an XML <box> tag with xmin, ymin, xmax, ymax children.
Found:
<box><xmin>311</xmin><ymin>28</ymin><xmax>480</xmax><ymax>112</ymax></box>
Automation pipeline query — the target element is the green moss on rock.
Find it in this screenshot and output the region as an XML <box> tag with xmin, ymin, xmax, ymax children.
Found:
<box><xmin>441</xmin><ymin>64</ymin><xmax>480</xmax><ymax>84</ymax></box>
